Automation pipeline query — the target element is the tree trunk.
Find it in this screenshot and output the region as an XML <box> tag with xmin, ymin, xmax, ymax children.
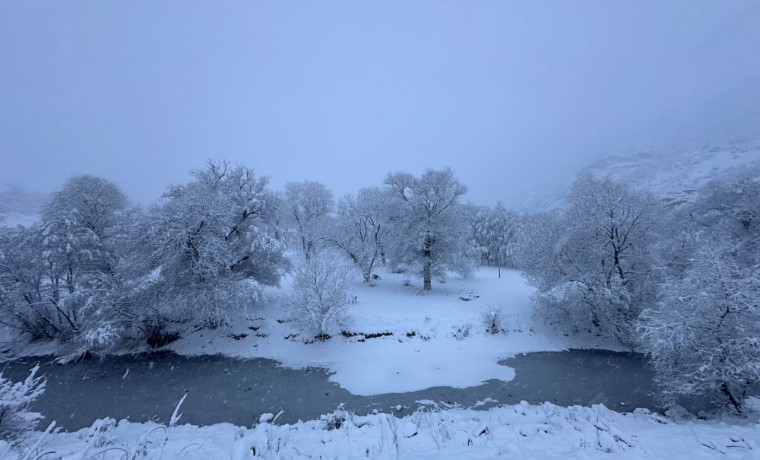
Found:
<box><xmin>423</xmin><ymin>233</ymin><xmax>433</xmax><ymax>291</ymax></box>
<box><xmin>303</xmin><ymin>237</ymin><xmax>311</xmax><ymax>260</ymax></box>
<box><xmin>422</xmin><ymin>261</ymin><xmax>432</xmax><ymax>291</ymax></box>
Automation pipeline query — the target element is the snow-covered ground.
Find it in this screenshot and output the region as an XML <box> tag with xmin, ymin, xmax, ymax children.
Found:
<box><xmin>6</xmin><ymin>401</ymin><xmax>759</xmax><ymax>459</ymax></box>
<box><xmin>5</xmin><ymin>267</ymin><xmax>759</xmax><ymax>458</ymax></box>
<box><xmin>165</xmin><ymin>267</ymin><xmax>607</xmax><ymax>396</ymax></box>
<box><xmin>583</xmin><ymin>139</ymin><xmax>760</xmax><ymax>208</ymax></box>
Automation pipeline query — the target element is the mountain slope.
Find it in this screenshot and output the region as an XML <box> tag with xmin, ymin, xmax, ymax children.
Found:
<box><xmin>0</xmin><ymin>184</ymin><xmax>49</xmax><ymax>227</ymax></box>
<box><xmin>518</xmin><ymin>138</ymin><xmax>760</xmax><ymax>212</ymax></box>
<box><xmin>584</xmin><ymin>139</ymin><xmax>760</xmax><ymax>208</ymax></box>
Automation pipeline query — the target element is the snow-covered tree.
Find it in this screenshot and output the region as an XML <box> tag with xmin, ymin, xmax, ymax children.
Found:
<box><xmin>136</xmin><ymin>161</ymin><xmax>289</xmax><ymax>332</ymax></box>
<box><xmin>472</xmin><ymin>203</ymin><xmax>521</xmax><ymax>275</ymax></box>
<box><xmin>40</xmin><ymin>176</ymin><xmax>128</xmax><ymax>312</ymax></box>
<box><xmin>0</xmin><ymin>225</ymin><xmax>53</xmax><ymax>339</ymax></box>
<box><xmin>384</xmin><ymin>168</ymin><xmax>477</xmax><ymax>291</ymax></box>
<box><xmin>517</xmin><ymin>175</ymin><xmax>661</xmax><ymax>345</ymax></box>
<box><xmin>287</xmin><ymin>249</ymin><xmax>355</xmax><ymax>339</ymax></box>
<box><xmin>43</xmin><ymin>175</ymin><xmax>128</xmax><ymax>241</ymax></box>
<box><xmin>0</xmin><ymin>176</ymin><xmax>130</xmax><ymax>342</ymax></box>
<box><xmin>282</xmin><ymin>181</ymin><xmax>334</xmax><ymax>260</ymax></box>
<box><xmin>330</xmin><ymin>187</ymin><xmax>388</xmax><ymax>283</ymax></box>
<box><xmin>639</xmin><ymin>165</ymin><xmax>760</xmax><ymax>412</ymax></box>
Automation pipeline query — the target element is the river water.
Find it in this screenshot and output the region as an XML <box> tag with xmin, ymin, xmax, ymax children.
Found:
<box><xmin>2</xmin><ymin>349</ymin><xmax>659</xmax><ymax>431</ymax></box>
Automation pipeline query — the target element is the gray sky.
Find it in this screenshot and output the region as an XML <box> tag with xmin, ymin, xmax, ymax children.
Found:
<box><xmin>2</xmin><ymin>1</ymin><xmax>759</xmax><ymax>207</ymax></box>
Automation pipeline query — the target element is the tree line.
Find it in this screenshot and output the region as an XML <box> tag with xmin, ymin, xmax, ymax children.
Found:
<box><xmin>0</xmin><ymin>163</ymin><xmax>482</xmax><ymax>351</ymax></box>
<box><xmin>1</xmin><ymin>160</ymin><xmax>758</xmax><ymax>413</ymax></box>
<box><xmin>514</xmin><ymin>168</ymin><xmax>760</xmax><ymax>413</ymax></box>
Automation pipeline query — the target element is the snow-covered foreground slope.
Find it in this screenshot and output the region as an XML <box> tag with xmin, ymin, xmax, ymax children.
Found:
<box><xmin>166</xmin><ymin>268</ymin><xmax>587</xmax><ymax>396</ymax></box>
<box><xmin>6</xmin><ymin>402</ymin><xmax>759</xmax><ymax>459</ymax></box>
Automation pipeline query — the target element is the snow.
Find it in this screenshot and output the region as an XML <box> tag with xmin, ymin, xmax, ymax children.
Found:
<box><xmin>0</xmin><ymin>183</ymin><xmax>48</xmax><ymax>228</ymax></box>
<box><xmin>518</xmin><ymin>139</ymin><xmax>760</xmax><ymax>211</ymax></box>
<box><xmin>6</xmin><ymin>266</ymin><xmax>757</xmax><ymax>458</ymax></box>
<box><xmin>166</xmin><ymin>267</ymin><xmax>587</xmax><ymax>396</ymax></box>
<box><xmin>584</xmin><ymin>140</ymin><xmax>760</xmax><ymax>207</ymax></box>
<box><xmin>6</xmin><ymin>402</ymin><xmax>759</xmax><ymax>459</ymax></box>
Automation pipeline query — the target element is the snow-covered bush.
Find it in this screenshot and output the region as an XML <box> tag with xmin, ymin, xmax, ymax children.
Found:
<box><xmin>80</xmin><ymin>323</ymin><xmax>122</xmax><ymax>351</ymax></box>
<box><xmin>0</xmin><ymin>365</ymin><xmax>45</xmax><ymax>440</ymax></box>
<box><xmin>321</xmin><ymin>405</ymin><xmax>355</xmax><ymax>431</ymax></box>
<box><xmin>451</xmin><ymin>323</ymin><xmax>472</xmax><ymax>340</ymax></box>
<box><xmin>78</xmin><ymin>418</ymin><xmax>117</xmax><ymax>450</ymax></box>
<box><xmin>481</xmin><ymin>305</ymin><xmax>507</xmax><ymax>334</ymax></box>
<box><xmin>534</xmin><ymin>279</ymin><xmax>635</xmax><ymax>341</ymax></box>
<box><xmin>458</xmin><ymin>287</ymin><xmax>479</xmax><ymax>301</ymax></box>
<box><xmin>639</xmin><ymin>165</ymin><xmax>760</xmax><ymax>412</ymax></box>
<box><xmin>288</xmin><ymin>250</ymin><xmax>356</xmax><ymax>339</ymax></box>
<box><xmin>52</xmin><ymin>321</ymin><xmax>127</xmax><ymax>363</ymax></box>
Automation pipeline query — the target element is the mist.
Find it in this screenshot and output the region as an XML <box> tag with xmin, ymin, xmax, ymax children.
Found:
<box><xmin>2</xmin><ymin>1</ymin><xmax>759</xmax><ymax>207</ymax></box>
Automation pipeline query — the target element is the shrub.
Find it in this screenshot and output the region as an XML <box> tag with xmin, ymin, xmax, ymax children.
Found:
<box><xmin>288</xmin><ymin>250</ymin><xmax>355</xmax><ymax>339</ymax></box>
<box><xmin>0</xmin><ymin>365</ymin><xmax>45</xmax><ymax>440</ymax></box>
<box><xmin>452</xmin><ymin>323</ymin><xmax>472</xmax><ymax>340</ymax></box>
<box><xmin>481</xmin><ymin>306</ymin><xmax>507</xmax><ymax>334</ymax></box>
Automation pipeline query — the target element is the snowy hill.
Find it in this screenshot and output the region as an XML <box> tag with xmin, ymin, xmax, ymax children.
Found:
<box><xmin>584</xmin><ymin>139</ymin><xmax>760</xmax><ymax>208</ymax></box>
<box><xmin>518</xmin><ymin>138</ymin><xmax>760</xmax><ymax>212</ymax></box>
<box><xmin>0</xmin><ymin>184</ymin><xmax>48</xmax><ymax>228</ymax></box>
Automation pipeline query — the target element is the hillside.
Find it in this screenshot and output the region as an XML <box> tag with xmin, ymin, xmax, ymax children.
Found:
<box><xmin>0</xmin><ymin>184</ymin><xmax>49</xmax><ymax>228</ymax></box>
<box><xmin>584</xmin><ymin>138</ymin><xmax>760</xmax><ymax>208</ymax></box>
<box><xmin>517</xmin><ymin>138</ymin><xmax>760</xmax><ymax>212</ymax></box>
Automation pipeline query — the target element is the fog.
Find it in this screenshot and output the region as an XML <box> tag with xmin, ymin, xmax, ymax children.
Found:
<box><xmin>1</xmin><ymin>1</ymin><xmax>759</xmax><ymax>207</ymax></box>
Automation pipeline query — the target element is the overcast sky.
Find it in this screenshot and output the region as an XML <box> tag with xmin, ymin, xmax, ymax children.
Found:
<box><xmin>2</xmin><ymin>1</ymin><xmax>759</xmax><ymax>207</ymax></box>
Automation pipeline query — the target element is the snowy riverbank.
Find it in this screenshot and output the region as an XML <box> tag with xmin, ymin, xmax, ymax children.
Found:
<box><xmin>163</xmin><ymin>267</ymin><xmax>622</xmax><ymax>396</ymax></box>
<box><xmin>5</xmin><ymin>267</ymin><xmax>758</xmax><ymax>459</ymax></box>
<box><xmin>6</xmin><ymin>401</ymin><xmax>759</xmax><ymax>459</ymax></box>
